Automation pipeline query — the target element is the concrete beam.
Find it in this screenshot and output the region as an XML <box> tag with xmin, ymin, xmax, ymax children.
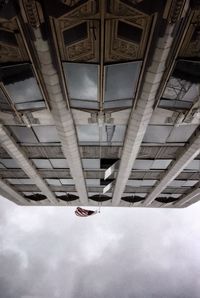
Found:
<box><xmin>143</xmin><ymin>129</ymin><xmax>200</xmax><ymax>206</ymax></box>
<box><xmin>0</xmin><ymin>179</ymin><xmax>28</xmax><ymax>205</ymax></box>
<box><xmin>0</xmin><ymin>124</ymin><xmax>58</xmax><ymax>204</ymax></box>
<box><xmin>112</xmin><ymin>25</ymin><xmax>175</xmax><ymax>206</ymax></box>
<box><xmin>33</xmin><ymin>28</ymin><xmax>88</xmax><ymax>205</ymax></box>
<box><xmin>173</xmin><ymin>185</ymin><xmax>200</xmax><ymax>208</ymax></box>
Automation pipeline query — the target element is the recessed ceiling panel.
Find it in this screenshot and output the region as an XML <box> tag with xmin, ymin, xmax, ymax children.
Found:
<box><xmin>0</xmin><ymin>89</ymin><xmax>12</xmax><ymax>111</ymax></box>
<box><xmin>63</xmin><ymin>22</ymin><xmax>88</xmax><ymax>46</ymax></box>
<box><xmin>169</xmin><ymin>180</ymin><xmax>185</xmax><ymax>188</ymax></box>
<box><xmin>159</xmin><ymin>99</ymin><xmax>192</xmax><ymax>110</ymax></box>
<box><xmin>117</xmin><ymin>21</ymin><xmax>143</xmax><ymax>44</ymax></box>
<box><xmin>33</xmin><ymin>126</ymin><xmax>60</xmax><ymax>143</ymax></box>
<box><xmin>184</xmin><ymin>160</ymin><xmax>200</xmax><ymax>171</ymax></box>
<box><xmin>107</xmin><ymin>125</ymin><xmax>127</xmax><ymax>143</ymax></box>
<box><xmin>104</xmin><ymin>99</ymin><xmax>132</xmax><ymax>109</ymax></box>
<box><xmin>7</xmin><ymin>178</ymin><xmax>33</xmax><ymax>185</ymax></box>
<box><xmin>151</xmin><ymin>159</ymin><xmax>172</xmax><ymax>169</ymax></box>
<box><xmin>183</xmin><ymin>180</ymin><xmax>198</xmax><ymax>187</ymax></box>
<box><xmin>82</xmin><ymin>159</ymin><xmax>100</xmax><ymax>169</ymax></box>
<box><xmin>9</xmin><ymin>126</ymin><xmax>38</xmax><ymax>143</ymax></box>
<box><xmin>127</xmin><ymin>180</ymin><xmax>157</xmax><ymax>187</ymax></box>
<box><xmin>77</xmin><ymin>125</ymin><xmax>100</xmax><ymax>143</ymax></box>
<box><xmin>133</xmin><ymin>159</ymin><xmax>153</xmax><ymax>170</ymax></box>
<box><xmin>63</xmin><ymin>63</ymin><xmax>98</xmax><ymax>101</ymax></box>
<box><xmin>60</xmin><ymin>179</ymin><xmax>75</xmax><ymax>185</ymax></box>
<box><xmin>104</xmin><ymin>61</ymin><xmax>141</xmax><ymax>101</ymax></box>
<box><xmin>46</xmin><ymin>179</ymin><xmax>61</xmax><ymax>186</ymax></box>
<box><xmin>70</xmin><ymin>99</ymin><xmax>99</xmax><ymax>110</ymax></box>
<box><xmin>127</xmin><ymin>180</ymin><xmax>142</xmax><ymax>187</ymax></box>
<box><xmin>15</xmin><ymin>101</ymin><xmax>45</xmax><ymax>111</ymax></box>
<box><xmin>50</xmin><ymin>159</ymin><xmax>69</xmax><ymax>168</ymax></box>
<box><xmin>143</xmin><ymin>125</ymin><xmax>172</xmax><ymax>143</ymax></box>
<box><xmin>86</xmin><ymin>179</ymin><xmax>100</xmax><ymax>186</ymax></box>
<box><xmin>32</xmin><ymin>159</ymin><xmax>52</xmax><ymax>169</ymax></box>
<box><xmin>0</xmin><ymin>159</ymin><xmax>20</xmax><ymax>168</ymax></box>
<box><xmin>167</xmin><ymin>125</ymin><xmax>198</xmax><ymax>143</ymax></box>
<box><xmin>77</xmin><ymin>125</ymin><xmax>126</xmax><ymax>145</ymax></box>
<box><xmin>1</xmin><ymin>64</ymin><xmax>44</xmax><ymax>110</ymax></box>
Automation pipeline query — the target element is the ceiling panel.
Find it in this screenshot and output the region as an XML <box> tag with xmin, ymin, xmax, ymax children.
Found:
<box><xmin>32</xmin><ymin>159</ymin><xmax>52</xmax><ymax>169</ymax></box>
<box><xmin>63</xmin><ymin>63</ymin><xmax>98</xmax><ymax>101</ymax></box>
<box><xmin>50</xmin><ymin>159</ymin><xmax>69</xmax><ymax>168</ymax></box>
<box><xmin>104</xmin><ymin>61</ymin><xmax>141</xmax><ymax>101</ymax></box>
<box><xmin>82</xmin><ymin>159</ymin><xmax>100</xmax><ymax>169</ymax></box>
<box><xmin>151</xmin><ymin>159</ymin><xmax>172</xmax><ymax>169</ymax></box>
<box><xmin>0</xmin><ymin>158</ymin><xmax>20</xmax><ymax>168</ymax></box>
<box><xmin>167</xmin><ymin>125</ymin><xmax>198</xmax><ymax>143</ymax></box>
<box><xmin>33</xmin><ymin>126</ymin><xmax>60</xmax><ymax>143</ymax></box>
<box><xmin>9</xmin><ymin>126</ymin><xmax>38</xmax><ymax>143</ymax></box>
<box><xmin>143</xmin><ymin>125</ymin><xmax>172</xmax><ymax>143</ymax></box>
<box><xmin>133</xmin><ymin>160</ymin><xmax>153</xmax><ymax>170</ymax></box>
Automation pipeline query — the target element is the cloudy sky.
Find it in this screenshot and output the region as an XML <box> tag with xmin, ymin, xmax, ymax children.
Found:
<box><xmin>0</xmin><ymin>197</ymin><xmax>200</xmax><ymax>298</ymax></box>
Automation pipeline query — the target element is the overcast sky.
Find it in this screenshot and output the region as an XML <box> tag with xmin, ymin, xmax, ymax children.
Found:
<box><xmin>0</xmin><ymin>197</ymin><xmax>200</xmax><ymax>298</ymax></box>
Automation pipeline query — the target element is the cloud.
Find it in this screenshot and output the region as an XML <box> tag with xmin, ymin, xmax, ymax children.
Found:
<box><xmin>0</xmin><ymin>197</ymin><xmax>200</xmax><ymax>298</ymax></box>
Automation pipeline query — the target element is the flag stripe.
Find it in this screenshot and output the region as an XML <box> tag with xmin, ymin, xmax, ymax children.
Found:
<box><xmin>75</xmin><ymin>207</ymin><xmax>96</xmax><ymax>217</ymax></box>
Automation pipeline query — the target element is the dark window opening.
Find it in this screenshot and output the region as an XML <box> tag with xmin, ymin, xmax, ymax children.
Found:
<box><xmin>173</xmin><ymin>60</ymin><xmax>200</xmax><ymax>84</ymax></box>
<box><xmin>63</xmin><ymin>22</ymin><xmax>88</xmax><ymax>46</ymax></box>
<box><xmin>0</xmin><ymin>29</ymin><xmax>17</xmax><ymax>46</ymax></box>
<box><xmin>117</xmin><ymin>21</ymin><xmax>142</xmax><ymax>44</ymax></box>
<box><xmin>100</xmin><ymin>158</ymin><xmax>118</xmax><ymax>169</ymax></box>
<box><xmin>100</xmin><ymin>179</ymin><xmax>114</xmax><ymax>186</ymax></box>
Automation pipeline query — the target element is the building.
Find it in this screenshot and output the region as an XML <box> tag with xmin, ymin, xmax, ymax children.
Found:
<box><xmin>0</xmin><ymin>0</ymin><xmax>199</xmax><ymax>208</ymax></box>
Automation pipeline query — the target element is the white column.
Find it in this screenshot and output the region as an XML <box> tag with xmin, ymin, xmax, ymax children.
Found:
<box><xmin>112</xmin><ymin>25</ymin><xmax>175</xmax><ymax>206</ymax></box>
<box><xmin>33</xmin><ymin>29</ymin><xmax>88</xmax><ymax>205</ymax></box>
<box><xmin>0</xmin><ymin>124</ymin><xmax>58</xmax><ymax>204</ymax></box>
<box><xmin>143</xmin><ymin>129</ymin><xmax>200</xmax><ymax>206</ymax></box>
<box><xmin>173</xmin><ymin>187</ymin><xmax>200</xmax><ymax>208</ymax></box>
<box><xmin>0</xmin><ymin>179</ymin><xmax>28</xmax><ymax>205</ymax></box>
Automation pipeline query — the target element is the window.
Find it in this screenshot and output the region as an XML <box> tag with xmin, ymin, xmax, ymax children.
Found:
<box><xmin>63</xmin><ymin>22</ymin><xmax>87</xmax><ymax>46</ymax></box>
<box><xmin>1</xmin><ymin>63</ymin><xmax>45</xmax><ymax>111</ymax></box>
<box><xmin>63</xmin><ymin>62</ymin><xmax>98</xmax><ymax>109</ymax></box>
<box><xmin>104</xmin><ymin>61</ymin><xmax>141</xmax><ymax>104</ymax></box>
<box><xmin>117</xmin><ymin>21</ymin><xmax>142</xmax><ymax>44</ymax></box>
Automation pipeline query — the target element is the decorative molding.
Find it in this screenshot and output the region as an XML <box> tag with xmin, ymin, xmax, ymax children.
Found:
<box><xmin>167</xmin><ymin>0</ymin><xmax>188</xmax><ymax>23</ymax></box>
<box><xmin>53</xmin><ymin>0</ymin><xmax>98</xmax><ymax>62</ymax></box>
<box><xmin>105</xmin><ymin>1</ymin><xmax>151</xmax><ymax>62</ymax></box>
<box><xmin>22</xmin><ymin>0</ymin><xmax>40</xmax><ymax>28</ymax></box>
<box><xmin>51</xmin><ymin>0</ymin><xmax>151</xmax><ymax>62</ymax></box>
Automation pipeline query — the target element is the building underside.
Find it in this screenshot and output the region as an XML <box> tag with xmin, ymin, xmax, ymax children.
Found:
<box><xmin>0</xmin><ymin>0</ymin><xmax>200</xmax><ymax>207</ymax></box>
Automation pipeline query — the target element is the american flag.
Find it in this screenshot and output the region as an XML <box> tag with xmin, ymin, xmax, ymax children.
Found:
<box><xmin>75</xmin><ymin>207</ymin><xmax>98</xmax><ymax>217</ymax></box>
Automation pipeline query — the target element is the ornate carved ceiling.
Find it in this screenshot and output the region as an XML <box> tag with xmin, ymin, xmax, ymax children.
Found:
<box><xmin>50</xmin><ymin>0</ymin><xmax>152</xmax><ymax>63</ymax></box>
